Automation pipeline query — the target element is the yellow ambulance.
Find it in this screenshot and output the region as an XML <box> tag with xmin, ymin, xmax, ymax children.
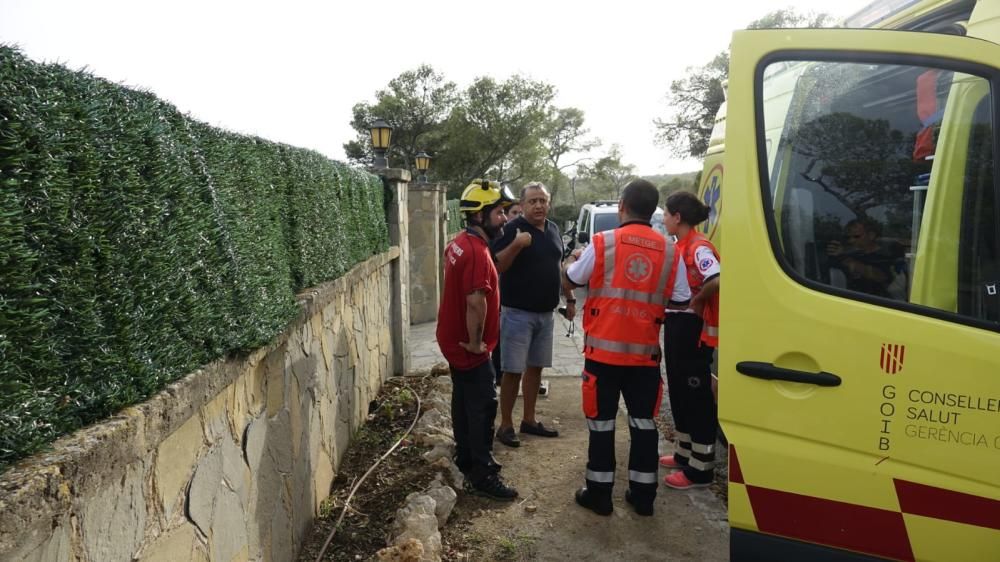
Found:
<box><xmin>711</xmin><ymin>0</ymin><xmax>1000</xmax><ymax>559</ymax></box>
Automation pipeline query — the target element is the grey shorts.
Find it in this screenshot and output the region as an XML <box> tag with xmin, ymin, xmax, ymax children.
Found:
<box><xmin>500</xmin><ymin>306</ymin><xmax>554</xmax><ymax>373</ymax></box>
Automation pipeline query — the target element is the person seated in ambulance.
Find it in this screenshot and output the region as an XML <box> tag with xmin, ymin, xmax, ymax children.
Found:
<box><xmin>825</xmin><ymin>217</ymin><xmax>906</xmax><ymax>299</ymax></box>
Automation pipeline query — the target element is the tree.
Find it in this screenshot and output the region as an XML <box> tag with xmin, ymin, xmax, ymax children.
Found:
<box><xmin>433</xmin><ymin>75</ymin><xmax>555</xmax><ymax>196</ymax></box>
<box><xmin>653</xmin><ymin>50</ymin><xmax>728</xmax><ymax>158</ymax></box>
<box><xmin>654</xmin><ymin>9</ymin><xmax>834</xmax><ymax>159</ymax></box>
<box><xmin>344</xmin><ymin>70</ymin><xmax>598</xmax><ymax>199</ymax></box>
<box><xmin>343</xmin><ymin>65</ymin><xmax>457</xmax><ymax>174</ymax></box>
<box><xmin>577</xmin><ymin>145</ymin><xmax>636</xmax><ymax>200</ymax></box>
<box><xmin>540</xmin><ymin>107</ymin><xmax>600</xmax><ymax>201</ymax></box>
<box><xmin>658</xmin><ymin>176</ymin><xmax>695</xmax><ymax>203</ymax></box>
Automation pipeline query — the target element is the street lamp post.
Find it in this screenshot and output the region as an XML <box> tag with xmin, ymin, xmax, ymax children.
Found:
<box><xmin>414</xmin><ymin>151</ymin><xmax>431</xmax><ymax>183</ymax></box>
<box><xmin>369</xmin><ymin>119</ymin><xmax>393</xmax><ymax>169</ymax></box>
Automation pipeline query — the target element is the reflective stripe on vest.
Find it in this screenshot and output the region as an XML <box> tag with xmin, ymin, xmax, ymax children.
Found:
<box><xmin>584</xmin><ymin>334</ymin><xmax>661</xmax><ymax>359</ymax></box>
<box><xmin>587</xmin><ymin>286</ymin><xmax>669</xmax><ymax>306</ymax></box>
<box><xmin>602</xmin><ymin>230</ymin><xmax>616</xmax><ymax>287</ymax></box>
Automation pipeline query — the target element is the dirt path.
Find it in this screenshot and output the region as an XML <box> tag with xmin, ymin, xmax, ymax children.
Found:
<box><xmin>442</xmin><ymin>377</ymin><xmax>729</xmax><ymax>561</ymax></box>
<box><xmin>411</xmin><ymin>317</ymin><xmax>729</xmax><ymax>561</ymax></box>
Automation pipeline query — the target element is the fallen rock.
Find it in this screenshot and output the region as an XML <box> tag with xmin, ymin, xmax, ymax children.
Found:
<box><xmin>422</xmin><ymin>443</ymin><xmax>455</xmax><ymax>464</ymax></box>
<box><xmin>392</xmin><ymin>494</ymin><xmax>442</xmax><ymax>562</ymax></box>
<box><xmin>376</xmin><ymin>537</ymin><xmax>424</xmax><ymax>562</ymax></box>
<box><xmin>425</xmin><ymin>478</ymin><xmax>457</xmax><ymax>527</ymax></box>
<box><xmin>420</xmin><ymin>433</ymin><xmax>455</xmax><ymax>448</ymax></box>
<box><xmin>422</xmin><ymin>392</ymin><xmax>450</xmax><ymax>414</ymax></box>
<box><xmin>413</xmin><ymin>408</ymin><xmax>454</xmax><ymax>445</ymax></box>
<box><xmin>430</xmin><ymin>456</ymin><xmax>464</xmax><ymax>489</ymax></box>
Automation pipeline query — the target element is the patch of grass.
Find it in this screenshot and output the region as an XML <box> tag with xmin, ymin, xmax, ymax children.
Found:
<box><xmin>492</xmin><ymin>532</ymin><xmax>538</xmax><ymax>561</ymax></box>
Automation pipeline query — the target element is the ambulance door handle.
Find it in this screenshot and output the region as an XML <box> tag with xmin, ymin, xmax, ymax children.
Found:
<box><xmin>735</xmin><ymin>361</ymin><xmax>841</xmax><ymax>387</ymax></box>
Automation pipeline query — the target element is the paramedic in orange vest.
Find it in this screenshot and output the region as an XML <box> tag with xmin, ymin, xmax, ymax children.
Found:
<box><xmin>659</xmin><ymin>191</ymin><xmax>721</xmax><ymax>490</ymax></box>
<box><xmin>562</xmin><ymin>179</ymin><xmax>690</xmax><ymax>516</ymax></box>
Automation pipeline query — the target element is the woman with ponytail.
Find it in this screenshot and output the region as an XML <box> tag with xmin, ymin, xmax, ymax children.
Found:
<box><xmin>659</xmin><ymin>191</ymin><xmax>721</xmax><ymax>490</ymax></box>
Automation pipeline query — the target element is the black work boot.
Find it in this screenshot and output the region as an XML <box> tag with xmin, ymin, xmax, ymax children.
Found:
<box><xmin>470</xmin><ymin>472</ymin><xmax>518</xmax><ymax>501</ymax></box>
<box><xmin>625</xmin><ymin>489</ymin><xmax>654</xmax><ymax>516</ymax></box>
<box><xmin>574</xmin><ymin>487</ymin><xmax>613</xmax><ymax>516</ymax></box>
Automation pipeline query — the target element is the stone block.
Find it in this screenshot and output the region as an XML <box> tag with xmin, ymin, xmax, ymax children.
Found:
<box><xmin>267</xmin><ymin>409</ymin><xmax>294</xmax><ymax>475</ymax></box>
<box><xmin>187</xmin><ymin>446</ymin><xmax>222</xmax><ymax>537</ymax></box>
<box><xmin>220</xmin><ymin>435</ymin><xmax>250</xmax><ymax>506</ymax></box>
<box><xmin>288</xmin><ymin>376</ymin><xmax>304</xmax><ymax>459</ymax></box>
<box><xmin>81</xmin><ymin>461</ymin><xmax>146</xmax><ymax>562</ymax></box>
<box><xmin>313</xmin><ymin>450</ymin><xmax>335</xmax><ymax>515</ymax></box>
<box><xmin>270</xmin><ymin>490</ymin><xmax>293</xmax><ymax>562</ymax></box>
<box><xmin>155</xmin><ymin>412</ymin><xmax>204</xmax><ymax>521</ymax></box>
<box><xmin>140</xmin><ymin>523</ymin><xmax>198</xmax><ymax>562</ymax></box>
<box><xmin>265</xmin><ymin>353</ymin><xmax>286</xmax><ymax>419</ymax></box>
<box><xmin>9</xmin><ymin>518</ymin><xmax>70</xmax><ymax>562</ymax></box>
<box><xmin>246</xmin><ymin>360</ymin><xmax>267</xmax><ymax>417</ymax></box>
<box><xmin>209</xmin><ymin>487</ymin><xmax>248</xmax><ymax>562</ymax></box>
<box><xmin>201</xmin><ymin>389</ymin><xmax>232</xmax><ymax>444</ymax></box>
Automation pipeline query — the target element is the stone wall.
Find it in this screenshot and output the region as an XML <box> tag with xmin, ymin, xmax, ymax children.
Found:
<box><xmin>0</xmin><ymin>249</ymin><xmax>400</xmax><ymax>562</ymax></box>
<box><xmin>407</xmin><ymin>183</ymin><xmax>446</xmax><ymax>324</ymax></box>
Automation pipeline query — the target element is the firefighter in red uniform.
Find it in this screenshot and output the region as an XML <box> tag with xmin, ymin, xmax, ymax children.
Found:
<box><xmin>563</xmin><ymin>179</ymin><xmax>690</xmax><ymax>516</ymax></box>
<box><xmin>659</xmin><ymin>190</ymin><xmax>721</xmax><ymax>490</ymax></box>
<box><xmin>437</xmin><ymin>179</ymin><xmax>519</xmax><ymax>500</ymax></box>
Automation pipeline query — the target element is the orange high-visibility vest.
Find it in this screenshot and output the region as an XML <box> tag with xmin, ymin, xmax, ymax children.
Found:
<box><xmin>583</xmin><ymin>223</ymin><xmax>680</xmax><ymax>367</ymax></box>
<box><xmin>678</xmin><ymin>231</ymin><xmax>720</xmax><ymax>347</ymax></box>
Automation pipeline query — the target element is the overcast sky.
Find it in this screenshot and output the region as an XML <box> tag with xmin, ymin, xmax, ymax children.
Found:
<box><xmin>1</xmin><ymin>0</ymin><xmax>874</xmax><ymax>176</ymax></box>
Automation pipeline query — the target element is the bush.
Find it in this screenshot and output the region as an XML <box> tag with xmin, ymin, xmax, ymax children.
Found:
<box><xmin>446</xmin><ymin>199</ymin><xmax>462</xmax><ymax>234</ymax></box>
<box><xmin>0</xmin><ymin>45</ymin><xmax>389</xmax><ymax>472</ymax></box>
<box><xmin>550</xmin><ymin>204</ymin><xmax>578</xmax><ymax>229</ymax></box>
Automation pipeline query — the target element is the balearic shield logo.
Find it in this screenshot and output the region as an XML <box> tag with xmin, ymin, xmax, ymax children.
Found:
<box><xmin>880</xmin><ymin>343</ymin><xmax>906</xmax><ymax>374</ymax></box>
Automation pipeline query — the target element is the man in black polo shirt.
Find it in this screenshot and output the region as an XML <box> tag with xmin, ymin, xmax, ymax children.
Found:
<box><xmin>492</xmin><ymin>182</ymin><xmax>576</xmax><ymax>447</ymax></box>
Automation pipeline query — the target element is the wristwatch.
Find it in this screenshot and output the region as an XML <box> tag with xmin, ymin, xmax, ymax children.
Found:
<box><xmin>566</xmin><ymin>299</ymin><xmax>576</xmax><ymax>304</ymax></box>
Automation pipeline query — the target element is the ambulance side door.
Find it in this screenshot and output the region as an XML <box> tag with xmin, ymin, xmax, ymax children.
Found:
<box><xmin>721</xmin><ymin>29</ymin><xmax>1000</xmax><ymax>561</ymax></box>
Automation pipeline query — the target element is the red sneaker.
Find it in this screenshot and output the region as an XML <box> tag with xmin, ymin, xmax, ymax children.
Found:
<box><xmin>659</xmin><ymin>455</ymin><xmax>683</xmax><ymax>470</ymax></box>
<box><xmin>663</xmin><ymin>471</ymin><xmax>712</xmax><ymax>490</ymax></box>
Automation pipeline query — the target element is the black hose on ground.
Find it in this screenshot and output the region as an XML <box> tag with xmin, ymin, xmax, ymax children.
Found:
<box><xmin>313</xmin><ymin>380</ymin><xmax>423</xmax><ymax>562</ymax></box>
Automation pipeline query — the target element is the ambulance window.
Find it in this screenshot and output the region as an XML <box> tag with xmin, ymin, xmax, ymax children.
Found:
<box><xmin>958</xmin><ymin>98</ymin><xmax>1000</xmax><ymax>324</ymax></box>
<box><xmin>760</xmin><ymin>57</ymin><xmax>999</xmax><ymax>329</ymax></box>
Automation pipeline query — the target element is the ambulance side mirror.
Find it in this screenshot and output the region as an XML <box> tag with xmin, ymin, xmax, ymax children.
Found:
<box><xmin>577</xmin><ymin>232</ymin><xmax>590</xmax><ymax>245</ymax></box>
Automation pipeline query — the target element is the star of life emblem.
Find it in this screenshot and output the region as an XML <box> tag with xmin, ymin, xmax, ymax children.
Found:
<box><xmin>625</xmin><ymin>253</ymin><xmax>653</xmax><ymax>283</ymax></box>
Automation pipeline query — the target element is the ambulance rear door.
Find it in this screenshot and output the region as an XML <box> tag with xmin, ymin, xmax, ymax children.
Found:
<box><xmin>721</xmin><ymin>29</ymin><xmax>1000</xmax><ymax>561</ymax></box>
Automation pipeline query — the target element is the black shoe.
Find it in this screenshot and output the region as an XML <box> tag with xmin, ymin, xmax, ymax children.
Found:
<box><xmin>520</xmin><ymin>420</ymin><xmax>559</xmax><ymax>437</ymax></box>
<box><xmin>469</xmin><ymin>473</ymin><xmax>518</xmax><ymax>501</ymax></box>
<box><xmin>574</xmin><ymin>487</ymin><xmax>613</xmax><ymax>516</ymax></box>
<box><xmin>625</xmin><ymin>489</ymin><xmax>654</xmax><ymax>517</ymax></box>
<box><xmin>496</xmin><ymin>426</ymin><xmax>521</xmax><ymax>447</ymax></box>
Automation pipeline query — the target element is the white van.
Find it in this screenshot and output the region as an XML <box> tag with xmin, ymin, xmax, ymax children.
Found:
<box><xmin>569</xmin><ymin>200</ymin><xmax>667</xmax><ymax>249</ymax></box>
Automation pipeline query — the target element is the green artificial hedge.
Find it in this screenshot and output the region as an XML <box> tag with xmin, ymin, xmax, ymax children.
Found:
<box><xmin>446</xmin><ymin>199</ymin><xmax>462</xmax><ymax>234</ymax></box>
<box><xmin>0</xmin><ymin>46</ymin><xmax>389</xmax><ymax>473</ymax></box>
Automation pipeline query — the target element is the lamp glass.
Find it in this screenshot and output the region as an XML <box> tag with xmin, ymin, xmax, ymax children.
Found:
<box><xmin>369</xmin><ymin>120</ymin><xmax>392</xmax><ymax>150</ymax></box>
<box><xmin>415</xmin><ymin>153</ymin><xmax>430</xmax><ymax>172</ymax></box>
